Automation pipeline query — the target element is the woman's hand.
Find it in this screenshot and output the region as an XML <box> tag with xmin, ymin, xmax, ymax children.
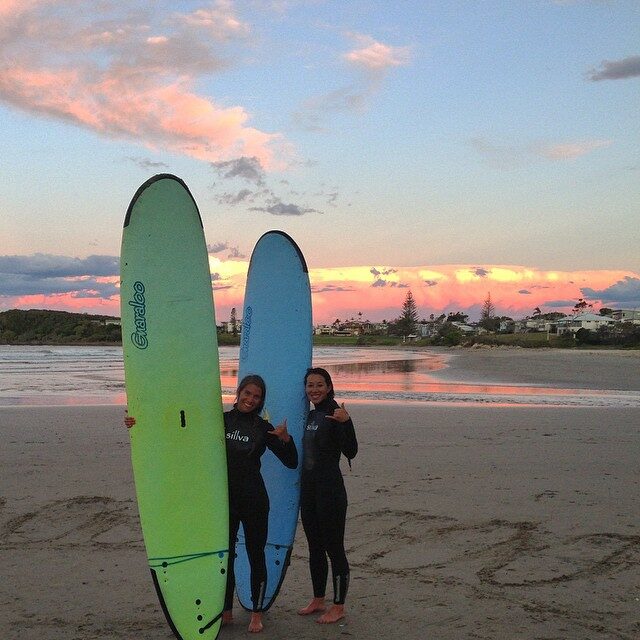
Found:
<box><xmin>124</xmin><ymin>410</ymin><xmax>136</xmax><ymax>429</ymax></box>
<box><xmin>268</xmin><ymin>419</ymin><xmax>291</xmax><ymax>443</ymax></box>
<box><xmin>326</xmin><ymin>402</ymin><xmax>350</xmax><ymax>423</ymax></box>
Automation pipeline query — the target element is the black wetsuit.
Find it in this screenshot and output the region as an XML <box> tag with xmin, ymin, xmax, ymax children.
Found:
<box><xmin>224</xmin><ymin>407</ymin><xmax>298</xmax><ymax>612</ymax></box>
<box><xmin>300</xmin><ymin>398</ymin><xmax>358</xmax><ymax>605</ymax></box>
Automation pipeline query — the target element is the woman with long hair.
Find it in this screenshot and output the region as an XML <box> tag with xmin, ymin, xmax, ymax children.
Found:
<box><xmin>298</xmin><ymin>367</ymin><xmax>357</xmax><ymax>624</ymax></box>
<box><xmin>222</xmin><ymin>374</ymin><xmax>297</xmax><ymax>632</ymax></box>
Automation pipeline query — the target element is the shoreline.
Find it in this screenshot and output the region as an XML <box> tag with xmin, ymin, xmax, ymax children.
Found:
<box><xmin>2</xmin><ymin>345</ymin><xmax>640</xmax><ymax>409</ymax></box>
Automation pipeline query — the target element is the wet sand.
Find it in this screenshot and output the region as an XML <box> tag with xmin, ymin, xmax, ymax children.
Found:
<box><xmin>428</xmin><ymin>346</ymin><xmax>640</xmax><ymax>391</ymax></box>
<box><xmin>1</xmin><ymin>349</ymin><xmax>639</xmax><ymax>639</ymax></box>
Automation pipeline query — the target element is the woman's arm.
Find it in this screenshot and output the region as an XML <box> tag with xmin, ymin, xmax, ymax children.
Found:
<box><xmin>327</xmin><ymin>402</ymin><xmax>358</xmax><ymax>460</ymax></box>
<box><xmin>266</xmin><ymin>419</ymin><xmax>298</xmax><ymax>469</ymax></box>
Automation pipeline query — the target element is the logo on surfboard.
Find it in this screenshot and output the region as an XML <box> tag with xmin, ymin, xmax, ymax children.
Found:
<box><xmin>239</xmin><ymin>305</ymin><xmax>252</xmax><ymax>360</ymax></box>
<box><xmin>129</xmin><ymin>281</ymin><xmax>149</xmax><ymax>349</ymax></box>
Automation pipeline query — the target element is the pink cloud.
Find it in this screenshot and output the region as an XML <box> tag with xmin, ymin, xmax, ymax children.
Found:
<box><xmin>293</xmin><ymin>33</ymin><xmax>411</xmax><ymax>130</ymax></box>
<box><xmin>0</xmin><ymin>2</ymin><xmax>284</xmax><ymax>168</ymax></box>
<box><xmin>306</xmin><ymin>265</ymin><xmax>637</xmax><ymax>324</ymax></box>
<box><xmin>537</xmin><ymin>140</ymin><xmax>612</xmax><ymax>160</ymax></box>
<box><xmin>3</xmin><ymin>259</ymin><xmax>637</xmax><ymax>325</ymax></box>
<box><xmin>0</xmin><ymin>65</ymin><xmax>281</xmax><ymax>168</ymax></box>
<box><xmin>0</xmin><ymin>0</ymin><xmax>44</xmax><ymax>19</ymax></box>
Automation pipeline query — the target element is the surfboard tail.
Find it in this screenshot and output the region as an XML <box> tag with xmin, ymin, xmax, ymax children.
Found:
<box><xmin>149</xmin><ymin>549</ymin><xmax>228</xmax><ymax>640</ymax></box>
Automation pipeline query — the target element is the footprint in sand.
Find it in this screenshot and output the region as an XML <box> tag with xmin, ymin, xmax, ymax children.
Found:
<box><xmin>349</xmin><ymin>510</ymin><xmax>533</xmax><ymax>578</ymax></box>
<box><xmin>0</xmin><ymin>496</ymin><xmax>142</xmax><ymax>548</ymax></box>
<box><xmin>478</xmin><ymin>532</ymin><xmax>640</xmax><ymax>586</ymax></box>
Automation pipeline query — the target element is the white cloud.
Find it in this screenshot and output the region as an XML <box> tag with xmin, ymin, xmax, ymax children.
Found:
<box><xmin>537</xmin><ymin>140</ymin><xmax>612</xmax><ymax>160</ymax></box>
<box><xmin>343</xmin><ymin>35</ymin><xmax>411</xmax><ymax>72</ymax></box>
<box><xmin>470</xmin><ymin>136</ymin><xmax>613</xmax><ymax>167</ymax></box>
<box><xmin>175</xmin><ymin>0</ymin><xmax>251</xmax><ymax>41</ymax></box>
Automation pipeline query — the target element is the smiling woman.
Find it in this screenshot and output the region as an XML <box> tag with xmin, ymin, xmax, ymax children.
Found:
<box><xmin>223</xmin><ymin>374</ymin><xmax>298</xmax><ymax>633</ymax></box>
<box><xmin>299</xmin><ymin>366</ymin><xmax>358</xmax><ymax>624</ymax></box>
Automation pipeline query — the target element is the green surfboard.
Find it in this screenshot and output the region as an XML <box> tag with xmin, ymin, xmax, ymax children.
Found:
<box><xmin>120</xmin><ymin>174</ymin><xmax>228</xmax><ymax>640</ymax></box>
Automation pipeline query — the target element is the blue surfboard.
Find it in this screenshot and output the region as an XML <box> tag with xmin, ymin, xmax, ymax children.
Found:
<box><xmin>234</xmin><ymin>230</ymin><xmax>312</xmax><ymax>611</ymax></box>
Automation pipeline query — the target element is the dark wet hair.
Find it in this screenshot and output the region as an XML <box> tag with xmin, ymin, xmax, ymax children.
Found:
<box><xmin>304</xmin><ymin>367</ymin><xmax>335</xmax><ymax>400</ymax></box>
<box><xmin>236</xmin><ymin>374</ymin><xmax>266</xmax><ymax>413</ymax></box>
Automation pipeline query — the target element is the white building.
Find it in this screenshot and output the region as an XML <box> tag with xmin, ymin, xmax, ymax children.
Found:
<box><xmin>525</xmin><ymin>317</ymin><xmax>556</xmax><ymax>332</ymax></box>
<box><xmin>224</xmin><ymin>319</ymin><xmax>242</xmax><ymax>333</ymax></box>
<box><xmin>450</xmin><ymin>321</ymin><xmax>477</xmax><ymax>335</ymax></box>
<box><xmin>556</xmin><ymin>313</ymin><xmax>615</xmax><ymax>336</ymax></box>
<box><xmin>416</xmin><ymin>321</ymin><xmax>439</xmax><ymax>337</ymax></box>
<box><xmin>612</xmin><ymin>309</ymin><xmax>640</xmax><ymax>324</ymax></box>
<box><xmin>314</xmin><ymin>324</ymin><xmax>335</xmax><ymax>335</ymax></box>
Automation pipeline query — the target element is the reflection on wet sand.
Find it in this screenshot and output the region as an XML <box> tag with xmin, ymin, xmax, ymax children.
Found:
<box><xmin>222</xmin><ymin>352</ymin><xmax>640</xmax><ymax>407</ymax></box>
<box><xmin>224</xmin><ymin>355</ymin><xmax>585</xmax><ymax>398</ymax></box>
<box><xmin>220</xmin><ymin>349</ymin><xmax>445</xmax><ymax>396</ymax></box>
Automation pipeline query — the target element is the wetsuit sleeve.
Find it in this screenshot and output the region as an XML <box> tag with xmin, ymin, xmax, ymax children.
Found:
<box><xmin>264</xmin><ymin>424</ymin><xmax>299</xmax><ymax>469</ymax></box>
<box><xmin>338</xmin><ymin>417</ymin><xmax>358</xmax><ymax>461</ymax></box>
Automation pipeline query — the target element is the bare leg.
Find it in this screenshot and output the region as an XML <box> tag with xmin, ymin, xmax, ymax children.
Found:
<box><xmin>248</xmin><ymin>612</ymin><xmax>263</xmax><ymax>633</ymax></box>
<box><xmin>298</xmin><ymin>596</ymin><xmax>326</xmax><ymax>615</ymax></box>
<box><xmin>222</xmin><ymin>610</ymin><xmax>233</xmax><ymax>626</ymax></box>
<box><xmin>317</xmin><ymin>604</ymin><xmax>345</xmax><ymax>624</ymax></box>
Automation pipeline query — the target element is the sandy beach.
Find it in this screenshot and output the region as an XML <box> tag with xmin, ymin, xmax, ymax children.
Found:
<box><xmin>2</xmin><ymin>348</ymin><xmax>639</xmax><ymax>640</ymax></box>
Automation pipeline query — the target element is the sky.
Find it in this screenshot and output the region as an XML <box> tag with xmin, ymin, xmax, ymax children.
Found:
<box><xmin>1</xmin><ymin>0</ymin><xmax>639</xmax><ymax>324</ymax></box>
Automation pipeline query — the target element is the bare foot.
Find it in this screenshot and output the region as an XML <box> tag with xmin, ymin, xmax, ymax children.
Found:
<box><xmin>316</xmin><ymin>604</ymin><xmax>345</xmax><ymax>624</ymax></box>
<box><xmin>298</xmin><ymin>597</ymin><xmax>326</xmax><ymax>616</ymax></box>
<box><xmin>248</xmin><ymin>612</ymin><xmax>263</xmax><ymax>633</ymax></box>
<box><xmin>222</xmin><ymin>610</ymin><xmax>233</xmax><ymax>626</ymax></box>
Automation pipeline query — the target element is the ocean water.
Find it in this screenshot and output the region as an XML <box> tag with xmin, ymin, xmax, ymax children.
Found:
<box><xmin>0</xmin><ymin>344</ymin><xmax>638</xmax><ymax>408</ymax></box>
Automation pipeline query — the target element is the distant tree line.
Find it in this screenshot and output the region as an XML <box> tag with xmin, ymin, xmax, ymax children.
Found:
<box><xmin>574</xmin><ymin>323</ymin><xmax>640</xmax><ymax>347</ymax></box>
<box><xmin>385</xmin><ymin>291</ymin><xmax>640</xmax><ymax>348</ymax></box>
<box><xmin>0</xmin><ymin>309</ymin><xmax>122</xmax><ymax>344</ymax></box>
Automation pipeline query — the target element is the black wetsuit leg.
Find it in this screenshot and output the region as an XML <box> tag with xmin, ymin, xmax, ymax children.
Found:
<box><xmin>301</xmin><ymin>478</ymin><xmax>349</xmax><ymax>603</ymax></box>
<box><xmin>224</xmin><ymin>506</ymin><xmax>242</xmax><ymax>611</ymax></box>
<box><xmin>224</xmin><ymin>489</ymin><xmax>269</xmax><ymax>612</ymax></box>
<box><xmin>240</xmin><ymin>489</ymin><xmax>269</xmax><ymax>612</ymax></box>
<box><xmin>300</xmin><ymin>479</ymin><xmax>329</xmax><ymax>598</ymax></box>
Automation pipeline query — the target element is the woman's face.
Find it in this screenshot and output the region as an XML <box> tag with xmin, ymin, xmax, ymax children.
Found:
<box><xmin>305</xmin><ymin>373</ymin><xmax>331</xmax><ymax>405</ymax></box>
<box><xmin>237</xmin><ymin>383</ymin><xmax>263</xmax><ymax>413</ymax></box>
